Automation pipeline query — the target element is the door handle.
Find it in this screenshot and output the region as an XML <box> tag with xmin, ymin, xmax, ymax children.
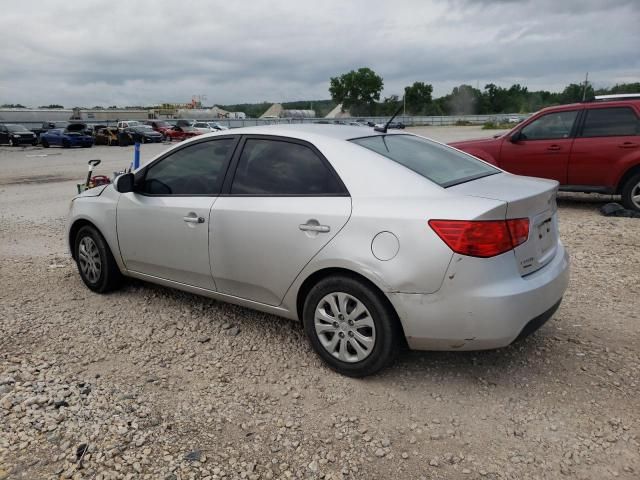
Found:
<box><xmin>547</xmin><ymin>145</ymin><xmax>561</xmax><ymax>151</ymax></box>
<box><xmin>183</xmin><ymin>214</ymin><xmax>205</xmax><ymax>224</ymax></box>
<box><xmin>299</xmin><ymin>223</ymin><xmax>330</xmax><ymax>233</ymax></box>
<box><xmin>618</xmin><ymin>142</ymin><xmax>639</xmax><ymax>149</ymax></box>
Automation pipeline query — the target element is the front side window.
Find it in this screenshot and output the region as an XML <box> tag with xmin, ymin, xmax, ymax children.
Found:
<box><xmin>351</xmin><ymin>134</ymin><xmax>499</xmax><ymax>188</ymax></box>
<box><xmin>139</xmin><ymin>138</ymin><xmax>234</xmax><ymax>195</ymax></box>
<box><xmin>231</xmin><ymin>139</ymin><xmax>345</xmax><ymax>195</ymax></box>
<box><xmin>520</xmin><ymin>110</ymin><xmax>579</xmax><ymax>140</ymax></box>
<box><xmin>581</xmin><ymin>107</ymin><xmax>639</xmax><ymax>137</ymax></box>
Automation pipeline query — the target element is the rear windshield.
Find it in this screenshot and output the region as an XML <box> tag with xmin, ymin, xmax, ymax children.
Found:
<box><xmin>350</xmin><ymin>134</ymin><xmax>499</xmax><ymax>187</ymax></box>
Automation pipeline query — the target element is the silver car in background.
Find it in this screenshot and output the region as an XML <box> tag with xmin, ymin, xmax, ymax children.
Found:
<box><xmin>67</xmin><ymin>125</ymin><xmax>569</xmax><ymax>376</ymax></box>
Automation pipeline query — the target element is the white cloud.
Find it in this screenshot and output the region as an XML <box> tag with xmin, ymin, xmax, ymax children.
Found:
<box><xmin>0</xmin><ymin>0</ymin><xmax>638</xmax><ymax>107</ymax></box>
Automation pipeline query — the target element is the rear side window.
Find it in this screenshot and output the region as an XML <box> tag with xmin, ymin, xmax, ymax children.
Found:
<box><xmin>350</xmin><ymin>134</ymin><xmax>499</xmax><ymax>188</ymax></box>
<box><xmin>581</xmin><ymin>107</ymin><xmax>639</xmax><ymax>137</ymax></box>
<box><xmin>520</xmin><ymin>110</ymin><xmax>579</xmax><ymax>140</ymax></box>
<box><xmin>140</xmin><ymin>138</ymin><xmax>234</xmax><ymax>195</ymax></box>
<box><xmin>231</xmin><ymin>139</ymin><xmax>345</xmax><ymax>195</ymax></box>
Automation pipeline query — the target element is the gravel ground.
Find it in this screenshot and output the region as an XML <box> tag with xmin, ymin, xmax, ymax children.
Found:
<box><xmin>1</xmin><ymin>127</ymin><xmax>639</xmax><ymax>479</ymax></box>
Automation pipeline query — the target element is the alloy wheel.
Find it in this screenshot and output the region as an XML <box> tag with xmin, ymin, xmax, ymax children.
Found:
<box><xmin>314</xmin><ymin>292</ymin><xmax>376</xmax><ymax>363</ymax></box>
<box><xmin>631</xmin><ymin>180</ymin><xmax>640</xmax><ymax>210</ymax></box>
<box><xmin>78</xmin><ymin>236</ymin><xmax>101</xmax><ymax>284</ymax></box>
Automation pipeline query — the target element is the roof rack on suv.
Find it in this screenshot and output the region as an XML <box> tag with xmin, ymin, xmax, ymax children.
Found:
<box><xmin>593</xmin><ymin>93</ymin><xmax>640</xmax><ymax>101</ymax></box>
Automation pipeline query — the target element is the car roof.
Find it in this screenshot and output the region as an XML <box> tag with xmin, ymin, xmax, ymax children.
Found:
<box><xmin>202</xmin><ymin>123</ymin><xmax>390</xmax><ymax>142</ymax></box>
<box><xmin>537</xmin><ymin>98</ymin><xmax>640</xmax><ymax>114</ymax></box>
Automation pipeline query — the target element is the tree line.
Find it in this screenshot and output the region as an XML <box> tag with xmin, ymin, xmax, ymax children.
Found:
<box><xmin>329</xmin><ymin>67</ymin><xmax>640</xmax><ymax>116</ymax></box>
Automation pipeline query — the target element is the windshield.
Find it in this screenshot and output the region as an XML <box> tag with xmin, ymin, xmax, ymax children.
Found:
<box><xmin>7</xmin><ymin>124</ymin><xmax>29</xmax><ymax>132</ymax></box>
<box><xmin>136</xmin><ymin>125</ymin><xmax>154</xmax><ymax>131</ymax></box>
<box><xmin>350</xmin><ymin>134</ymin><xmax>500</xmax><ymax>188</ymax></box>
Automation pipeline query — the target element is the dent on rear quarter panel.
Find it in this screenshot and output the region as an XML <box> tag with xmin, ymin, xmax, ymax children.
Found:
<box><xmin>294</xmin><ymin>195</ymin><xmax>507</xmax><ymax>296</ymax></box>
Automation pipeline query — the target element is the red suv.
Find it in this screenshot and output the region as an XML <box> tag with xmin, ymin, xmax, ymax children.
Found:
<box><xmin>449</xmin><ymin>95</ymin><xmax>640</xmax><ymax>211</ymax></box>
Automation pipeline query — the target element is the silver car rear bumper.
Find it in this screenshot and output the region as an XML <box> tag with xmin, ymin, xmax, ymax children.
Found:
<box><xmin>389</xmin><ymin>241</ymin><xmax>570</xmax><ymax>351</ymax></box>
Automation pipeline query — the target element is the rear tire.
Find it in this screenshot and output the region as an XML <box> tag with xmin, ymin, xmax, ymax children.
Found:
<box><xmin>62</xmin><ymin>139</ymin><xmax>71</xmax><ymax>148</ymax></box>
<box><xmin>74</xmin><ymin>225</ymin><xmax>123</xmax><ymax>293</ymax></box>
<box><xmin>621</xmin><ymin>173</ymin><xmax>640</xmax><ymax>212</ymax></box>
<box><xmin>302</xmin><ymin>275</ymin><xmax>401</xmax><ymax>377</ymax></box>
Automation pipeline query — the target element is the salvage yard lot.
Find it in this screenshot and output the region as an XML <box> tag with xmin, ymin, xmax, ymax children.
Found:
<box><xmin>1</xmin><ymin>126</ymin><xmax>639</xmax><ymax>479</ymax></box>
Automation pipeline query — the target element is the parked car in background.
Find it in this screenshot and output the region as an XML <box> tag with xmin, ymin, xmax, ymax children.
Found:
<box><xmin>164</xmin><ymin>125</ymin><xmax>201</xmax><ymax>142</ymax></box>
<box><xmin>193</xmin><ymin>122</ymin><xmax>214</xmax><ymax>134</ymax></box>
<box><xmin>117</xmin><ymin>120</ymin><xmax>140</xmax><ymax>131</ymax></box>
<box><xmin>94</xmin><ymin>127</ymin><xmax>121</xmax><ymax>146</ymax></box>
<box><xmin>0</xmin><ymin>124</ymin><xmax>38</xmax><ymax>146</ymax></box>
<box><xmin>144</xmin><ymin>120</ymin><xmax>173</xmax><ymax>138</ymax></box>
<box><xmin>207</xmin><ymin>122</ymin><xmax>229</xmax><ymax>131</ymax></box>
<box><xmin>124</xmin><ymin>125</ymin><xmax>164</xmax><ymax>143</ymax></box>
<box><xmin>40</xmin><ymin>128</ymin><xmax>93</xmax><ymax>148</ymax></box>
<box><xmin>67</xmin><ymin>125</ymin><xmax>568</xmax><ymax>377</ymax></box>
<box><xmin>449</xmin><ymin>95</ymin><xmax>640</xmax><ymax>211</ymax></box>
<box><xmin>387</xmin><ymin>121</ymin><xmax>405</xmax><ymax>129</ymax></box>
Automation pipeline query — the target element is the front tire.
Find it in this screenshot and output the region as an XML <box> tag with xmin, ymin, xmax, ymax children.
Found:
<box><xmin>621</xmin><ymin>173</ymin><xmax>640</xmax><ymax>212</ymax></box>
<box><xmin>302</xmin><ymin>275</ymin><xmax>401</xmax><ymax>377</ymax></box>
<box><xmin>41</xmin><ymin>139</ymin><xmax>49</xmax><ymax>148</ymax></box>
<box><xmin>62</xmin><ymin>139</ymin><xmax>71</xmax><ymax>148</ymax></box>
<box><xmin>74</xmin><ymin>225</ymin><xmax>123</xmax><ymax>293</ymax></box>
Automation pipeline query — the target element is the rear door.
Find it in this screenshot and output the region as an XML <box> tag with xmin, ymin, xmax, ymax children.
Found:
<box><xmin>117</xmin><ymin>137</ymin><xmax>238</xmax><ymax>289</ymax></box>
<box><xmin>568</xmin><ymin>106</ymin><xmax>640</xmax><ymax>187</ymax></box>
<box><xmin>211</xmin><ymin>136</ymin><xmax>351</xmax><ymax>306</ymax></box>
<box><xmin>499</xmin><ymin>109</ymin><xmax>581</xmax><ymax>184</ymax></box>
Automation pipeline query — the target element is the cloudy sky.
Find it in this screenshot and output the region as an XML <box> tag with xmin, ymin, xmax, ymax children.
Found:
<box><xmin>1</xmin><ymin>0</ymin><xmax>638</xmax><ymax>107</ymax></box>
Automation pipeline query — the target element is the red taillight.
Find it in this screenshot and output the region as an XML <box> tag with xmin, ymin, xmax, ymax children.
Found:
<box><xmin>429</xmin><ymin>218</ymin><xmax>529</xmax><ymax>258</ymax></box>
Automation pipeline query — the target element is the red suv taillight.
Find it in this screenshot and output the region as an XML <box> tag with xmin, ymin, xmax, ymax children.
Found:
<box><xmin>428</xmin><ymin>219</ymin><xmax>529</xmax><ymax>258</ymax></box>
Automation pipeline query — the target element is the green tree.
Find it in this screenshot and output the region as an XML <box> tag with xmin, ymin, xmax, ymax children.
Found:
<box><xmin>445</xmin><ymin>84</ymin><xmax>483</xmax><ymax>115</ymax></box>
<box><xmin>559</xmin><ymin>83</ymin><xmax>594</xmax><ymax>103</ymax></box>
<box><xmin>38</xmin><ymin>104</ymin><xmax>64</xmax><ymax>109</ymax></box>
<box><xmin>403</xmin><ymin>82</ymin><xmax>433</xmax><ymax>114</ymax></box>
<box><xmin>329</xmin><ymin>67</ymin><xmax>383</xmax><ymax>115</ymax></box>
<box><xmin>375</xmin><ymin>95</ymin><xmax>402</xmax><ymax>116</ymax></box>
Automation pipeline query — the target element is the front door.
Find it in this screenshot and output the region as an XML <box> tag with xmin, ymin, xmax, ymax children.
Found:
<box><xmin>500</xmin><ymin>109</ymin><xmax>581</xmax><ymax>184</ymax></box>
<box><xmin>211</xmin><ymin>136</ymin><xmax>351</xmax><ymax>306</ymax></box>
<box><xmin>117</xmin><ymin>137</ymin><xmax>237</xmax><ymax>289</ymax></box>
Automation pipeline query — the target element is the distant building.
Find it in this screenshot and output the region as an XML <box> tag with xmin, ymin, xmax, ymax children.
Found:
<box><xmin>260</xmin><ymin>103</ymin><xmax>283</xmax><ymax>119</ymax></box>
<box><xmin>0</xmin><ymin>108</ymin><xmax>73</xmax><ymax>123</ymax></box>
<box><xmin>325</xmin><ymin>103</ymin><xmax>350</xmax><ymax>118</ymax></box>
<box><xmin>175</xmin><ymin>107</ymin><xmax>230</xmax><ymax>120</ymax></box>
<box><xmin>281</xmin><ymin>109</ymin><xmax>315</xmax><ymax>119</ymax></box>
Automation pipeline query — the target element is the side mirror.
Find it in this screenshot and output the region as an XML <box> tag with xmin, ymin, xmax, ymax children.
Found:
<box><xmin>115</xmin><ymin>172</ymin><xmax>135</xmax><ymax>193</ymax></box>
<box><xmin>510</xmin><ymin>131</ymin><xmax>523</xmax><ymax>143</ymax></box>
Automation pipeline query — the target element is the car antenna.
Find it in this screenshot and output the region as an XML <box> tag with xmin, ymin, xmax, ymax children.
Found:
<box><xmin>374</xmin><ymin>102</ymin><xmax>404</xmax><ymax>134</ymax></box>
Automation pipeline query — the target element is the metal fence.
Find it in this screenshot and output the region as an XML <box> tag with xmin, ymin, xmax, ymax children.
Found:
<box><xmin>4</xmin><ymin>114</ymin><xmax>529</xmax><ymax>132</ymax></box>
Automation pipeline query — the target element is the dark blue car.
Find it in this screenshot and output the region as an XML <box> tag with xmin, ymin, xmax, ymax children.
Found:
<box><xmin>40</xmin><ymin>128</ymin><xmax>93</xmax><ymax>148</ymax></box>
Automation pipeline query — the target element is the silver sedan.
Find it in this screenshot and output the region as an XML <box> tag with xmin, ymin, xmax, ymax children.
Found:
<box><xmin>67</xmin><ymin>125</ymin><xmax>569</xmax><ymax>377</ymax></box>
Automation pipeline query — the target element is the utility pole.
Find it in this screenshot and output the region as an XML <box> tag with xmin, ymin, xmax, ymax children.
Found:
<box><xmin>582</xmin><ymin>72</ymin><xmax>589</xmax><ymax>101</ymax></box>
<box><xmin>403</xmin><ymin>87</ymin><xmax>407</xmax><ymax>116</ymax></box>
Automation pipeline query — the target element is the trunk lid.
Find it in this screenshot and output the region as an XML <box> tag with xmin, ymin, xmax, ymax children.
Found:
<box><xmin>449</xmin><ymin>172</ymin><xmax>559</xmax><ymax>276</ymax></box>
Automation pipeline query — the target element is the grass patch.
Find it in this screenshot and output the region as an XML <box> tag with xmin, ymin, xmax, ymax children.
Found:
<box><xmin>482</xmin><ymin>121</ymin><xmax>514</xmax><ymax>129</ymax></box>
